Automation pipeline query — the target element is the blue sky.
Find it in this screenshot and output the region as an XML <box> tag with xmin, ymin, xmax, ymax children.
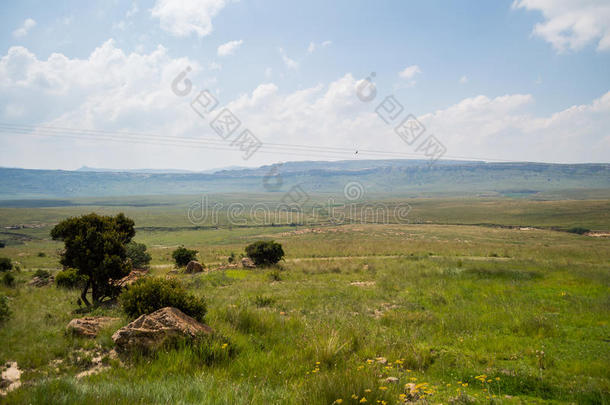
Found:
<box><xmin>0</xmin><ymin>0</ymin><xmax>609</xmax><ymax>170</ymax></box>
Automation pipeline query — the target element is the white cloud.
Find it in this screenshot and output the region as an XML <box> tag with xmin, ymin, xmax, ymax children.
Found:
<box><xmin>279</xmin><ymin>48</ymin><xmax>298</xmax><ymax>69</ymax></box>
<box><xmin>399</xmin><ymin>65</ymin><xmax>421</xmax><ymax>80</ymax></box>
<box><xmin>151</xmin><ymin>0</ymin><xmax>226</xmax><ymax>37</ymax></box>
<box><xmin>0</xmin><ymin>40</ymin><xmax>608</xmax><ymax>169</ymax></box>
<box><xmin>513</xmin><ymin>0</ymin><xmax>610</xmax><ymax>52</ymax></box>
<box><xmin>12</xmin><ymin>18</ymin><xmax>36</xmax><ymax>38</ymax></box>
<box><xmin>217</xmin><ymin>39</ymin><xmax>243</xmax><ymax>57</ymax></box>
<box><xmin>418</xmin><ymin>92</ymin><xmax>610</xmax><ymax>162</ymax></box>
<box><xmin>307</xmin><ymin>40</ymin><xmax>332</xmax><ymax>53</ymax></box>
<box><xmin>126</xmin><ymin>2</ymin><xmax>139</xmax><ymax>18</ymax></box>
<box><xmin>459</xmin><ymin>75</ymin><xmax>468</xmax><ymax>84</ymax></box>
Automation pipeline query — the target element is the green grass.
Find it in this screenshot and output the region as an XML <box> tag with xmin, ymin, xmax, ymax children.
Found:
<box><xmin>0</xmin><ymin>198</ymin><xmax>609</xmax><ymax>404</ymax></box>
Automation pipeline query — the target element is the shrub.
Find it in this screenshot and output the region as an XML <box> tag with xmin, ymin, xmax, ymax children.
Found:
<box><xmin>0</xmin><ymin>257</ymin><xmax>12</xmax><ymax>272</ymax></box>
<box><xmin>0</xmin><ymin>242</ymin><xmax>5</xmax><ymax>248</ymax></box>
<box><xmin>33</xmin><ymin>269</ymin><xmax>51</xmax><ymax>279</ymax></box>
<box><xmin>56</xmin><ymin>268</ymin><xmax>86</xmax><ymax>289</ymax></box>
<box><xmin>567</xmin><ymin>227</ymin><xmax>590</xmax><ymax>235</ymax></box>
<box><xmin>245</xmin><ymin>240</ymin><xmax>285</xmax><ymax>266</ymax></box>
<box><xmin>172</xmin><ymin>246</ymin><xmax>198</xmax><ymax>267</ymax></box>
<box><xmin>0</xmin><ymin>294</ymin><xmax>10</xmax><ymax>323</ymax></box>
<box><xmin>37</xmin><ymin>252</ymin><xmax>46</xmax><ymax>257</ymax></box>
<box><xmin>120</xmin><ymin>277</ymin><xmax>206</xmax><ymax>322</ymax></box>
<box><xmin>253</xmin><ymin>294</ymin><xmax>275</xmax><ymax>307</ymax></box>
<box><xmin>126</xmin><ymin>241</ymin><xmax>152</xmax><ymax>269</ymax></box>
<box><xmin>2</xmin><ymin>272</ymin><xmax>15</xmax><ymax>287</ymax></box>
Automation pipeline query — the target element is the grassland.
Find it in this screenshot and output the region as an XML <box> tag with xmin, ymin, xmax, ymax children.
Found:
<box><xmin>0</xmin><ymin>196</ymin><xmax>608</xmax><ymax>404</ymax></box>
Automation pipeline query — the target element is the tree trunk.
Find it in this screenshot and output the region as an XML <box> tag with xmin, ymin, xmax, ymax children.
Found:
<box><xmin>91</xmin><ymin>283</ymin><xmax>100</xmax><ymax>306</ymax></box>
<box><xmin>81</xmin><ymin>280</ymin><xmax>91</xmax><ymax>307</ymax></box>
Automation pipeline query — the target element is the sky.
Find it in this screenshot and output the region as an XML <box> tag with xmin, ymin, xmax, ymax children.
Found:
<box><xmin>0</xmin><ymin>0</ymin><xmax>609</xmax><ymax>171</ymax></box>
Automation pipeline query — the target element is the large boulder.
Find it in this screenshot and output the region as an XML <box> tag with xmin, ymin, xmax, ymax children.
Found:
<box><xmin>241</xmin><ymin>257</ymin><xmax>256</xmax><ymax>269</ymax></box>
<box><xmin>67</xmin><ymin>316</ymin><xmax>120</xmax><ymax>338</ymax></box>
<box><xmin>112</xmin><ymin>307</ymin><xmax>212</xmax><ymax>351</ymax></box>
<box><xmin>185</xmin><ymin>261</ymin><xmax>204</xmax><ymax>273</ymax></box>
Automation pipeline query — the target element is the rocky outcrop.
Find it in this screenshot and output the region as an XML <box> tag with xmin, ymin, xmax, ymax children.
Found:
<box><xmin>113</xmin><ymin>269</ymin><xmax>148</xmax><ymax>288</ymax></box>
<box><xmin>67</xmin><ymin>316</ymin><xmax>120</xmax><ymax>338</ymax></box>
<box><xmin>0</xmin><ymin>362</ymin><xmax>21</xmax><ymax>395</ymax></box>
<box><xmin>241</xmin><ymin>257</ymin><xmax>256</xmax><ymax>269</ymax></box>
<box><xmin>28</xmin><ymin>276</ymin><xmax>53</xmax><ymax>287</ymax></box>
<box><xmin>112</xmin><ymin>307</ymin><xmax>212</xmax><ymax>351</ymax></box>
<box><xmin>185</xmin><ymin>261</ymin><xmax>204</xmax><ymax>273</ymax></box>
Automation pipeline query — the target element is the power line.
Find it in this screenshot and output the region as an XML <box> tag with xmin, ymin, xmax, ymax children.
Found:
<box><xmin>0</xmin><ymin>122</ymin><xmax>522</xmax><ymax>163</ymax></box>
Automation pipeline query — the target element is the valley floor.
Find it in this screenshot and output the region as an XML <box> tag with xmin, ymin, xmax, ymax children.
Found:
<box><xmin>1</xmin><ymin>208</ymin><xmax>609</xmax><ymax>404</ymax></box>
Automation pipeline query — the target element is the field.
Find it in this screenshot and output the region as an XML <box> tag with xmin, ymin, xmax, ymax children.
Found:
<box><xmin>0</xmin><ymin>196</ymin><xmax>609</xmax><ymax>404</ymax></box>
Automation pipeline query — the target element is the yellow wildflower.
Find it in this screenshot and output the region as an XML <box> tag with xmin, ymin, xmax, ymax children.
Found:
<box><xmin>359</xmin><ymin>397</ymin><xmax>367</xmax><ymax>403</ymax></box>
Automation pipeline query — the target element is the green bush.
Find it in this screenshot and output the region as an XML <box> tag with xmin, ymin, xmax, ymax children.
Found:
<box><xmin>33</xmin><ymin>269</ymin><xmax>51</xmax><ymax>279</ymax></box>
<box><xmin>37</xmin><ymin>252</ymin><xmax>46</xmax><ymax>257</ymax></box>
<box><xmin>2</xmin><ymin>272</ymin><xmax>15</xmax><ymax>287</ymax></box>
<box><xmin>55</xmin><ymin>268</ymin><xmax>86</xmax><ymax>289</ymax></box>
<box><xmin>0</xmin><ymin>257</ymin><xmax>12</xmax><ymax>272</ymax></box>
<box><xmin>245</xmin><ymin>240</ymin><xmax>285</xmax><ymax>266</ymax></box>
<box><xmin>567</xmin><ymin>227</ymin><xmax>590</xmax><ymax>235</ymax></box>
<box><xmin>172</xmin><ymin>246</ymin><xmax>198</xmax><ymax>267</ymax></box>
<box><xmin>0</xmin><ymin>294</ymin><xmax>10</xmax><ymax>323</ymax></box>
<box><xmin>126</xmin><ymin>241</ymin><xmax>152</xmax><ymax>269</ymax></box>
<box><xmin>120</xmin><ymin>277</ymin><xmax>206</xmax><ymax>322</ymax></box>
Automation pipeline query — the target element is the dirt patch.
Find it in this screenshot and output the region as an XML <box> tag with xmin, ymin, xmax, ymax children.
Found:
<box><xmin>350</xmin><ymin>281</ymin><xmax>376</xmax><ymax>287</ymax></box>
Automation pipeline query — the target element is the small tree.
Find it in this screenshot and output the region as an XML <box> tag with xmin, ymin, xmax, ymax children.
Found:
<box><xmin>245</xmin><ymin>240</ymin><xmax>284</xmax><ymax>266</ymax></box>
<box><xmin>126</xmin><ymin>241</ymin><xmax>152</xmax><ymax>269</ymax></box>
<box><xmin>0</xmin><ymin>257</ymin><xmax>12</xmax><ymax>272</ymax></box>
<box><xmin>51</xmin><ymin>213</ymin><xmax>135</xmax><ymax>306</ymax></box>
<box><xmin>172</xmin><ymin>246</ymin><xmax>198</xmax><ymax>267</ymax></box>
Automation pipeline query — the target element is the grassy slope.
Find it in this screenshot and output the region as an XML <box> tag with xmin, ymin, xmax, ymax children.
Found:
<box><xmin>0</xmin><ymin>202</ymin><xmax>609</xmax><ymax>404</ymax></box>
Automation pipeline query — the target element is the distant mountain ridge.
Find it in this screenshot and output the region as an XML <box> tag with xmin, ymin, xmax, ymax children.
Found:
<box><xmin>76</xmin><ymin>165</ymin><xmax>249</xmax><ymax>174</ymax></box>
<box><xmin>0</xmin><ymin>159</ymin><xmax>608</xmax><ymax>199</ymax></box>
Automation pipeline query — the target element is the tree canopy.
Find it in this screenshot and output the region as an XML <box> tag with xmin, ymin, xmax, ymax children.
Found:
<box><xmin>51</xmin><ymin>213</ymin><xmax>135</xmax><ymax>306</ymax></box>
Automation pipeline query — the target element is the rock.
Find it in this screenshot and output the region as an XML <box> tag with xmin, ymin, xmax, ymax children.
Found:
<box><xmin>28</xmin><ymin>276</ymin><xmax>53</xmax><ymax>287</ymax></box>
<box><xmin>241</xmin><ymin>257</ymin><xmax>256</xmax><ymax>269</ymax></box>
<box><xmin>0</xmin><ymin>362</ymin><xmax>21</xmax><ymax>395</ymax></box>
<box><xmin>375</xmin><ymin>356</ymin><xmax>387</xmax><ymax>364</ymax></box>
<box><xmin>67</xmin><ymin>316</ymin><xmax>120</xmax><ymax>338</ymax></box>
<box><xmin>385</xmin><ymin>376</ymin><xmax>399</xmax><ymax>383</ymax></box>
<box><xmin>112</xmin><ymin>307</ymin><xmax>212</xmax><ymax>351</ymax></box>
<box><xmin>113</xmin><ymin>269</ymin><xmax>148</xmax><ymax>288</ymax></box>
<box><xmin>185</xmin><ymin>261</ymin><xmax>204</xmax><ymax>273</ymax></box>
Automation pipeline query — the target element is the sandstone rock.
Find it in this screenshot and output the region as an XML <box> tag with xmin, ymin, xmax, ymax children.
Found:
<box><xmin>185</xmin><ymin>261</ymin><xmax>204</xmax><ymax>273</ymax></box>
<box><xmin>67</xmin><ymin>316</ymin><xmax>120</xmax><ymax>338</ymax></box>
<box><xmin>112</xmin><ymin>307</ymin><xmax>212</xmax><ymax>351</ymax></box>
<box><xmin>0</xmin><ymin>362</ymin><xmax>21</xmax><ymax>395</ymax></box>
<box><xmin>28</xmin><ymin>276</ymin><xmax>53</xmax><ymax>287</ymax></box>
<box><xmin>113</xmin><ymin>269</ymin><xmax>148</xmax><ymax>288</ymax></box>
<box><xmin>241</xmin><ymin>257</ymin><xmax>256</xmax><ymax>269</ymax></box>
